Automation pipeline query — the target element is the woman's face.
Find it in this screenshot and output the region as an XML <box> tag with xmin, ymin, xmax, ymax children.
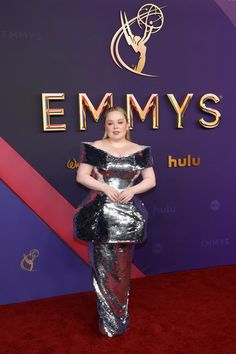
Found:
<box><xmin>105</xmin><ymin>111</ymin><xmax>128</xmax><ymax>140</ymax></box>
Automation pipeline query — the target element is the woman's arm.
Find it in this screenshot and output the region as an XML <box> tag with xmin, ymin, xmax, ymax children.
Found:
<box><xmin>130</xmin><ymin>167</ymin><xmax>156</xmax><ymax>195</ymax></box>
<box><xmin>76</xmin><ymin>163</ymin><xmax>121</xmax><ymax>202</ymax></box>
<box><xmin>76</xmin><ymin>163</ymin><xmax>105</xmax><ymax>192</ymax></box>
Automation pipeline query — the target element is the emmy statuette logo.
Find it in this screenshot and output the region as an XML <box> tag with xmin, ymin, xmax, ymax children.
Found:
<box><xmin>110</xmin><ymin>3</ymin><xmax>166</xmax><ymax>77</ymax></box>
<box><xmin>20</xmin><ymin>249</ymin><xmax>39</xmax><ymax>272</ymax></box>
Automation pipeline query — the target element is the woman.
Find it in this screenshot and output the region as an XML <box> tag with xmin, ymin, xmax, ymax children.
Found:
<box><xmin>73</xmin><ymin>106</ymin><xmax>156</xmax><ymax>337</ymax></box>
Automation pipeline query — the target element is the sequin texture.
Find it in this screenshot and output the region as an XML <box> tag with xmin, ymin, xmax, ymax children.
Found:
<box><xmin>73</xmin><ymin>141</ymin><xmax>154</xmax><ymax>337</ymax></box>
<box><xmin>73</xmin><ymin>141</ymin><xmax>154</xmax><ymax>243</ymax></box>
<box><xmin>88</xmin><ymin>241</ymin><xmax>135</xmax><ymax>337</ymax></box>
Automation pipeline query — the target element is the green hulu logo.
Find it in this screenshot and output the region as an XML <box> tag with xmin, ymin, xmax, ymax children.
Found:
<box><xmin>168</xmin><ymin>155</ymin><xmax>200</xmax><ymax>168</ymax></box>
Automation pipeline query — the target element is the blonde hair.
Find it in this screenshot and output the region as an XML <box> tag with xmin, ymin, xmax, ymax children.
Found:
<box><xmin>102</xmin><ymin>106</ymin><xmax>131</xmax><ymax>141</ymax></box>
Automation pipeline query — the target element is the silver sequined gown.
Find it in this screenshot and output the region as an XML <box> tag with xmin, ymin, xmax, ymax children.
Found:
<box><xmin>73</xmin><ymin>141</ymin><xmax>154</xmax><ymax>337</ymax></box>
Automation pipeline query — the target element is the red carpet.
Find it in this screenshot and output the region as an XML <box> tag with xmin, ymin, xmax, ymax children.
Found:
<box><xmin>0</xmin><ymin>264</ymin><xmax>235</xmax><ymax>354</ymax></box>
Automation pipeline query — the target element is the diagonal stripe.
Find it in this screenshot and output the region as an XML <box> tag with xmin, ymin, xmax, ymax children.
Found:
<box><xmin>214</xmin><ymin>0</ymin><xmax>236</xmax><ymax>27</ymax></box>
<box><xmin>0</xmin><ymin>137</ymin><xmax>144</xmax><ymax>279</ymax></box>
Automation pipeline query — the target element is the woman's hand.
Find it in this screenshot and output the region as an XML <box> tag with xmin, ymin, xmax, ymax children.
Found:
<box><xmin>102</xmin><ymin>185</ymin><xmax>135</xmax><ymax>204</ymax></box>
<box><xmin>102</xmin><ymin>184</ymin><xmax>121</xmax><ymax>203</ymax></box>
<box><xmin>118</xmin><ymin>187</ymin><xmax>135</xmax><ymax>204</ymax></box>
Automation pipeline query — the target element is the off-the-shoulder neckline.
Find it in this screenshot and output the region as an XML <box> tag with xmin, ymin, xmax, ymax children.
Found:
<box><xmin>81</xmin><ymin>141</ymin><xmax>150</xmax><ymax>159</ymax></box>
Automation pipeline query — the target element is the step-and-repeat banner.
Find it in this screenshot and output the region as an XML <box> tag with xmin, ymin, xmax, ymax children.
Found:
<box><xmin>0</xmin><ymin>0</ymin><xmax>235</xmax><ymax>305</ymax></box>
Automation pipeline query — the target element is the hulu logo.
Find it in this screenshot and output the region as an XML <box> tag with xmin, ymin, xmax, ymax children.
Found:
<box><xmin>168</xmin><ymin>155</ymin><xmax>200</xmax><ymax>168</ymax></box>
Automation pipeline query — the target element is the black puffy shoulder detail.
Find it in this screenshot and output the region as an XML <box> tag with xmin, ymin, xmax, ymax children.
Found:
<box><xmin>78</xmin><ymin>141</ymin><xmax>154</xmax><ymax>168</ymax></box>
<box><xmin>135</xmin><ymin>146</ymin><xmax>154</xmax><ymax>168</ymax></box>
<box><xmin>79</xmin><ymin>142</ymin><xmax>104</xmax><ymax>166</ymax></box>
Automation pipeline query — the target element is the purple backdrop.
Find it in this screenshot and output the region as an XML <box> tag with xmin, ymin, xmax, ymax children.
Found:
<box><xmin>0</xmin><ymin>0</ymin><xmax>235</xmax><ymax>305</ymax></box>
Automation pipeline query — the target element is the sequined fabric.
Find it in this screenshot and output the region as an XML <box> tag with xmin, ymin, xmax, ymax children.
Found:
<box><xmin>73</xmin><ymin>141</ymin><xmax>154</xmax><ymax>337</ymax></box>
<box><xmin>73</xmin><ymin>141</ymin><xmax>154</xmax><ymax>243</ymax></box>
<box><xmin>88</xmin><ymin>241</ymin><xmax>135</xmax><ymax>337</ymax></box>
